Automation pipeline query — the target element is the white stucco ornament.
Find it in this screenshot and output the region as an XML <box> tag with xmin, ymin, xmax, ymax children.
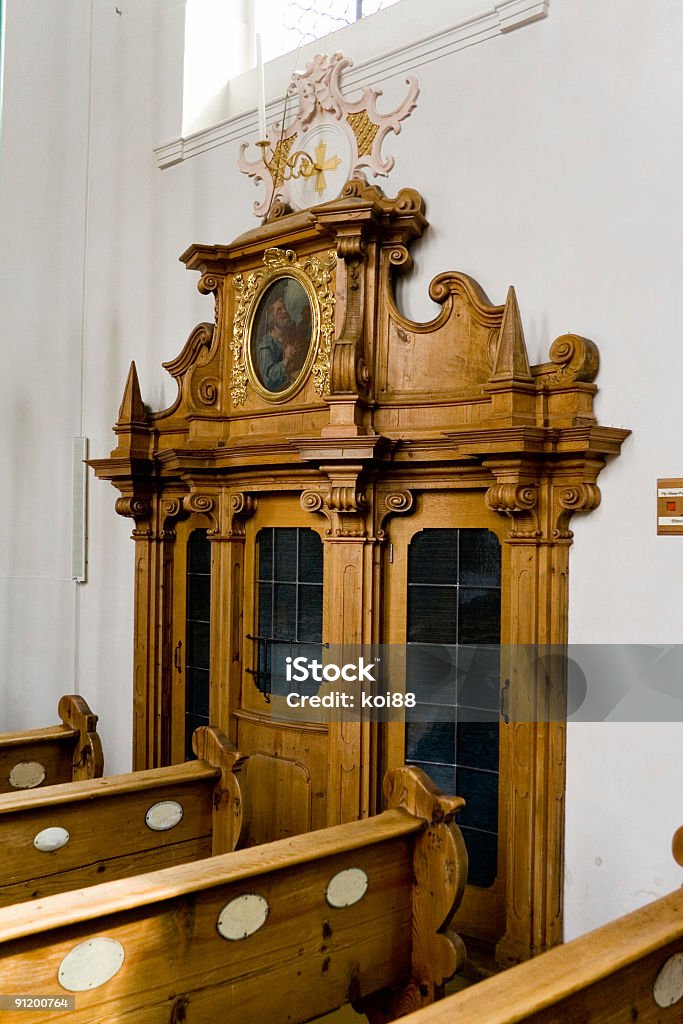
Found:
<box><xmin>239</xmin><ymin>52</ymin><xmax>419</xmax><ymax>216</ymax></box>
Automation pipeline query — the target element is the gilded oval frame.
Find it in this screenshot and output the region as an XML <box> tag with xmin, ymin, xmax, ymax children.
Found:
<box><xmin>231</xmin><ymin>248</ymin><xmax>336</xmax><ymax>407</ymax></box>
<box><xmin>245</xmin><ymin>267</ymin><xmax>319</xmax><ymax>403</ymax></box>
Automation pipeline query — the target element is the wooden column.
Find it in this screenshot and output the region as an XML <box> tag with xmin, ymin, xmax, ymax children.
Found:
<box><xmin>486</xmin><ymin>462</ymin><xmax>601</xmax><ymax>964</ymax></box>
<box><xmin>207</xmin><ymin>491</ymin><xmax>256</xmax><ymax>745</ymax></box>
<box><xmin>301</xmin><ymin>457</ymin><xmax>380</xmax><ymax>826</ymax></box>
<box><xmin>114</xmin><ymin>494</ymin><xmax>183</xmax><ymax>770</ymax></box>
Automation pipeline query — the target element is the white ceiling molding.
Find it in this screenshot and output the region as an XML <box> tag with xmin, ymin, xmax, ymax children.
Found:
<box><xmin>154</xmin><ymin>0</ymin><xmax>550</xmax><ymax>170</ymax></box>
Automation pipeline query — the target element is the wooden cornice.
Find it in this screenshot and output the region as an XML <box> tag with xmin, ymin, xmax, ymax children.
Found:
<box><xmin>180</xmin><ymin>183</ymin><xmax>427</xmax><ymax>273</ymax></box>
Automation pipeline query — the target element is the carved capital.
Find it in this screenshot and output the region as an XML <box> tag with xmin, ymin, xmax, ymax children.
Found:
<box><xmin>184</xmin><ymin>493</ymin><xmax>214</xmax><ymax>516</ymax></box>
<box><xmin>115</xmin><ymin>496</ymin><xmax>150</xmax><ymax>521</ymax></box>
<box><xmin>158</xmin><ymin>496</ymin><xmax>187</xmax><ymax>539</ymax></box>
<box><xmin>300</xmin><ymin>490</ymin><xmax>325</xmax><ymax>516</ymax></box>
<box><xmin>553</xmin><ymin>483</ymin><xmax>601</xmax><ymax>539</ymax></box>
<box><xmin>376</xmin><ymin>489</ymin><xmax>415</xmax><ymax>539</ymax></box>
<box><xmin>198</xmin><ymin>273</ymin><xmax>219</xmax><ymax>297</ymax></box>
<box><xmin>325</xmin><ymin>483</ymin><xmax>367</xmax><ymax>513</ymax></box>
<box><xmin>226</xmin><ymin>491</ymin><xmax>257</xmax><ymax>538</ymax></box>
<box><xmin>180</xmin><ymin>493</ymin><xmax>219</xmax><ymax>537</ymax></box>
<box><xmin>337</xmin><ymin>234</ymin><xmax>364</xmax><ymax>263</ymax></box>
<box><xmin>114</xmin><ymin>495</ymin><xmax>153</xmax><ymax>539</ymax></box>
<box><xmin>486</xmin><ymin>482</ymin><xmax>540</xmax><ymax>539</ymax></box>
<box><xmin>300</xmin><ymin>466</ymin><xmax>369</xmax><ymax>539</ymax></box>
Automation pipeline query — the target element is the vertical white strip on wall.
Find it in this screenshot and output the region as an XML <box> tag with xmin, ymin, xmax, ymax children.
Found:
<box><xmin>0</xmin><ymin>0</ymin><xmax>6</xmax><ymax>145</ymax></box>
<box><xmin>72</xmin><ymin>437</ymin><xmax>88</xmax><ymax>583</ymax></box>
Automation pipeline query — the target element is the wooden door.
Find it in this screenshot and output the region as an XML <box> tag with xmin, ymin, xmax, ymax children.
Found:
<box><xmin>227</xmin><ymin>498</ymin><xmax>332</xmax><ymax>841</ymax></box>
<box><xmin>169</xmin><ymin>515</ymin><xmax>214</xmax><ymax>765</ymax></box>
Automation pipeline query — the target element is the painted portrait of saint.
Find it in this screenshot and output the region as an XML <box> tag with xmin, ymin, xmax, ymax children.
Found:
<box><xmin>250</xmin><ymin>276</ymin><xmax>313</xmax><ymax>396</ymax></box>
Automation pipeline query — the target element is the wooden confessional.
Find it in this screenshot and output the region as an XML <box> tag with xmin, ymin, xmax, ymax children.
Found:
<box><xmin>92</xmin><ymin>177</ymin><xmax>628</xmax><ymax>965</ymax></box>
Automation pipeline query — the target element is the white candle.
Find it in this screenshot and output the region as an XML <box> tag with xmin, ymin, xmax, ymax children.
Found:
<box><xmin>256</xmin><ymin>33</ymin><xmax>267</xmax><ymax>141</ymax></box>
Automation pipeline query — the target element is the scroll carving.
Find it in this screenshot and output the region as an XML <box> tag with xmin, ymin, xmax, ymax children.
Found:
<box><xmin>553</xmin><ymin>483</ymin><xmax>601</xmax><ymax>539</ymax></box>
<box><xmin>162</xmin><ymin>323</ymin><xmax>214</xmax><ymax>380</ymax></box>
<box><xmin>300</xmin><ymin>477</ymin><xmax>368</xmax><ymax>538</ymax></box>
<box><xmin>376</xmin><ymin>490</ymin><xmax>415</xmax><ymax>539</ymax></box>
<box><xmin>332</xmin><ymin>233</ymin><xmax>367</xmax><ymax>395</ymax></box>
<box><xmin>542</xmin><ymin>334</ymin><xmax>600</xmax><ymax>385</ymax></box>
<box><xmin>383</xmin><ymin>766</ymin><xmax>467</xmax><ymax>1012</ymax></box>
<box><xmin>162</xmin><ymin>322</ymin><xmax>222</xmax><ymax>413</ymax></box>
<box><xmin>197</xmin><ymin>377</ymin><xmax>221</xmax><ymax>406</ymax></box>
<box><xmin>115</xmin><ymin>496</ymin><xmax>150</xmax><ymax>521</ymax></box>
<box><xmin>486</xmin><ymin>483</ymin><xmax>540</xmax><ymax>539</ymax></box>
<box><xmin>226</xmin><ymin>492</ymin><xmax>257</xmax><ymax>538</ymax></box>
<box><xmin>162</xmin><ymin>498</ymin><xmax>183</xmax><ymax>520</ymax></box>
<box><xmin>340</xmin><ymin>180</ymin><xmax>425</xmax><ymax>219</ymax></box>
<box><xmin>300</xmin><ymin>490</ymin><xmax>325</xmax><ymax>516</ymax></box>
<box><xmin>184</xmin><ymin>494</ymin><xmax>214</xmax><ymax>516</ymax></box>
<box><xmin>158</xmin><ymin>497</ymin><xmax>186</xmax><ymax>539</ymax></box>
<box><xmin>198</xmin><ymin>273</ymin><xmax>222</xmax><ymax>328</ymax></box>
<box><xmin>180</xmin><ymin>493</ymin><xmax>217</xmax><ymax>536</ymax></box>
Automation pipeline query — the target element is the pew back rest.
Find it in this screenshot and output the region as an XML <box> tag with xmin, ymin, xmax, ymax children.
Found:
<box><xmin>0</xmin><ymin>696</ymin><xmax>103</xmax><ymax>793</ymax></box>
<box><xmin>0</xmin><ymin>726</ymin><xmax>242</xmax><ymax>907</ymax></box>
<box><xmin>397</xmin><ymin>887</ymin><xmax>683</xmax><ymax>1024</ymax></box>
<box><xmin>0</xmin><ymin>766</ymin><xmax>468</xmax><ymax>1024</ymax></box>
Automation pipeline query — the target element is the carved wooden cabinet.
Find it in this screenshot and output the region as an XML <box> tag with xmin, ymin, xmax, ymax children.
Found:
<box><xmin>92</xmin><ymin>181</ymin><xmax>628</xmax><ymax>964</ymax></box>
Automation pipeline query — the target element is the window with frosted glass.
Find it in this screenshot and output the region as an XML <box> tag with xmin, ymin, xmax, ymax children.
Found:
<box><xmin>253</xmin><ymin>528</ymin><xmax>323</xmax><ymax>696</ymax></box>
<box><xmin>405</xmin><ymin>528</ymin><xmax>501</xmax><ymax>887</ymax></box>
<box><xmin>185</xmin><ymin>529</ymin><xmax>211</xmax><ymax>759</ymax></box>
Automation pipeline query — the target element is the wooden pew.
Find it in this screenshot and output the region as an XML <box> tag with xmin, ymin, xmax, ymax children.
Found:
<box><xmin>0</xmin><ymin>695</ymin><xmax>103</xmax><ymax>792</ymax></box>
<box><xmin>0</xmin><ymin>727</ymin><xmax>245</xmax><ymax>907</ymax></box>
<box><xmin>395</xmin><ymin>881</ymin><xmax>683</xmax><ymax>1024</ymax></box>
<box><xmin>0</xmin><ymin>766</ymin><xmax>468</xmax><ymax>1023</ymax></box>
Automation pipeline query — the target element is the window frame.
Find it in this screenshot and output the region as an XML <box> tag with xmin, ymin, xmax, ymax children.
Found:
<box><xmin>382</xmin><ymin>498</ymin><xmax>509</xmax><ymax>947</ymax></box>
<box><xmin>155</xmin><ymin>0</ymin><xmax>550</xmax><ymax>167</ymax></box>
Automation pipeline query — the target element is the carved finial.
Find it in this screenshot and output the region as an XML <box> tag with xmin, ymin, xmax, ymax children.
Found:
<box><xmin>117</xmin><ymin>361</ymin><xmax>147</xmax><ymax>426</ymax></box>
<box><xmin>490</xmin><ymin>286</ymin><xmax>532</xmax><ymax>382</ymax></box>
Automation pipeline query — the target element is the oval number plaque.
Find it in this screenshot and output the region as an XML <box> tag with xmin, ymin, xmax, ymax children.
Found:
<box><xmin>325</xmin><ymin>867</ymin><xmax>368</xmax><ymax>909</ymax></box>
<box><xmin>217</xmin><ymin>894</ymin><xmax>269</xmax><ymax>941</ymax></box>
<box><xmin>34</xmin><ymin>826</ymin><xmax>70</xmax><ymax>852</ymax></box>
<box><xmin>58</xmin><ymin>938</ymin><xmax>125</xmax><ymax>992</ymax></box>
<box><xmin>9</xmin><ymin>761</ymin><xmax>46</xmax><ymax>789</ymax></box>
<box><xmin>145</xmin><ymin>800</ymin><xmax>183</xmax><ymax>832</ymax></box>
<box><xmin>653</xmin><ymin>953</ymin><xmax>683</xmax><ymax>1008</ymax></box>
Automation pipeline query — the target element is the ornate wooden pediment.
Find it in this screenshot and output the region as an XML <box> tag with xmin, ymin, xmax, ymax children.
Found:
<box><xmin>94</xmin><ymin>179</ymin><xmax>626</xmax><ymax>490</ymax></box>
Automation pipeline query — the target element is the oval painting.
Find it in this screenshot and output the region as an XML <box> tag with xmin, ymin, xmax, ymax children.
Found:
<box><xmin>249</xmin><ymin>275</ymin><xmax>313</xmax><ymax>397</ymax></box>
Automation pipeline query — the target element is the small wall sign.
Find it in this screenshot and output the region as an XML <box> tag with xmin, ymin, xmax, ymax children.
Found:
<box><xmin>657</xmin><ymin>479</ymin><xmax>683</xmax><ymax>534</ymax></box>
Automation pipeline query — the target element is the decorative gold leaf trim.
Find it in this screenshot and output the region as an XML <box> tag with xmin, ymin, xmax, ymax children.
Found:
<box><xmin>230</xmin><ymin>248</ymin><xmax>336</xmax><ymax>407</ymax></box>
<box><xmin>346</xmin><ymin>110</ymin><xmax>379</xmax><ymax>157</ymax></box>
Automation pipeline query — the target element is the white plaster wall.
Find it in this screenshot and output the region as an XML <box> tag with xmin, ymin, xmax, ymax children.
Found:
<box><xmin>0</xmin><ymin>1</ymin><xmax>89</xmax><ymax>729</ymax></box>
<box><xmin>0</xmin><ymin>0</ymin><xmax>680</xmax><ymax>932</ymax></box>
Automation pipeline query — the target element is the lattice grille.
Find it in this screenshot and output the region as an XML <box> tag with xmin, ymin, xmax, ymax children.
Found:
<box><xmin>260</xmin><ymin>0</ymin><xmax>401</xmax><ymax>60</ymax></box>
